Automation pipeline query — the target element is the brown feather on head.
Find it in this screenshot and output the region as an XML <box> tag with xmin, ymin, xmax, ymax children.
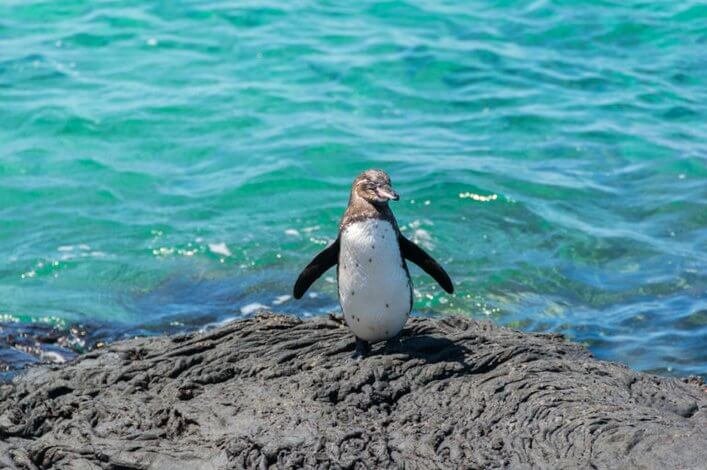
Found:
<box><xmin>351</xmin><ymin>169</ymin><xmax>399</xmax><ymax>205</ymax></box>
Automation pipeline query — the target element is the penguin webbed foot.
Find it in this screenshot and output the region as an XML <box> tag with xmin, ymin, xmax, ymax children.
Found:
<box><xmin>352</xmin><ymin>337</ymin><xmax>371</xmax><ymax>360</ymax></box>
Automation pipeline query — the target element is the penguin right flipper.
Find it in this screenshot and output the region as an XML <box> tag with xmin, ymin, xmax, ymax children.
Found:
<box><xmin>293</xmin><ymin>237</ymin><xmax>340</xmax><ymax>299</ymax></box>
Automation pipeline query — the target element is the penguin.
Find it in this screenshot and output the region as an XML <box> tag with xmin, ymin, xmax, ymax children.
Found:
<box><xmin>293</xmin><ymin>169</ymin><xmax>454</xmax><ymax>358</ymax></box>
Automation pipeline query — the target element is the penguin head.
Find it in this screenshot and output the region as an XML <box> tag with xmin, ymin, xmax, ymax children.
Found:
<box><xmin>352</xmin><ymin>169</ymin><xmax>399</xmax><ymax>205</ymax></box>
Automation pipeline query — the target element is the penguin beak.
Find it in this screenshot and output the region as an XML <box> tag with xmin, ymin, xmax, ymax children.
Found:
<box><xmin>376</xmin><ymin>184</ymin><xmax>399</xmax><ymax>201</ymax></box>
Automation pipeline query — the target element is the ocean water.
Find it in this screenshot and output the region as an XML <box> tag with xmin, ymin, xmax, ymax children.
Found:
<box><xmin>1</xmin><ymin>0</ymin><xmax>705</xmax><ymax>379</ymax></box>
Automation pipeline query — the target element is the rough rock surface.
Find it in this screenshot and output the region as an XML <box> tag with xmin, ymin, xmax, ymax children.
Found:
<box><xmin>1</xmin><ymin>312</ymin><xmax>705</xmax><ymax>469</ymax></box>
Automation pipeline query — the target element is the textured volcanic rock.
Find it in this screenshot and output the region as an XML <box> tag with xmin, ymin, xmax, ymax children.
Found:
<box><xmin>0</xmin><ymin>312</ymin><xmax>705</xmax><ymax>469</ymax></box>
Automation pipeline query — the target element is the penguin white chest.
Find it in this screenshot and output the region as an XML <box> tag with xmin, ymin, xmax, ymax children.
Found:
<box><xmin>338</xmin><ymin>220</ymin><xmax>411</xmax><ymax>342</ymax></box>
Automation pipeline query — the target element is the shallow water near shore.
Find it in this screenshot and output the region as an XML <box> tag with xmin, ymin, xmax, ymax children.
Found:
<box><xmin>1</xmin><ymin>1</ymin><xmax>706</xmax><ymax>378</ymax></box>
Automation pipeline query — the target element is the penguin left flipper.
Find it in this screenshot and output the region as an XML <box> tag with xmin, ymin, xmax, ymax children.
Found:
<box><xmin>398</xmin><ymin>235</ymin><xmax>454</xmax><ymax>294</ymax></box>
<box><xmin>293</xmin><ymin>237</ymin><xmax>340</xmax><ymax>299</ymax></box>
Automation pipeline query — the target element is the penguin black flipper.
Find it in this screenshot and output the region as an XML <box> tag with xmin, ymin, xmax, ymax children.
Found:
<box><xmin>398</xmin><ymin>235</ymin><xmax>454</xmax><ymax>294</ymax></box>
<box><xmin>293</xmin><ymin>238</ymin><xmax>340</xmax><ymax>299</ymax></box>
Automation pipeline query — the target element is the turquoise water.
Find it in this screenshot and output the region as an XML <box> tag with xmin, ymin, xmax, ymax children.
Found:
<box><xmin>1</xmin><ymin>1</ymin><xmax>705</xmax><ymax>378</ymax></box>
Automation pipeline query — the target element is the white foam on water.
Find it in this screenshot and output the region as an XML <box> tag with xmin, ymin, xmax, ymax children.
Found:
<box><xmin>40</xmin><ymin>351</ymin><xmax>66</xmax><ymax>364</ymax></box>
<box><xmin>199</xmin><ymin>316</ymin><xmax>237</xmax><ymax>332</ymax></box>
<box><xmin>240</xmin><ymin>302</ymin><xmax>268</xmax><ymax>315</ymax></box>
<box><xmin>208</xmin><ymin>242</ymin><xmax>232</xmax><ymax>257</ymax></box>
<box><xmin>272</xmin><ymin>295</ymin><xmax>291</xmax><ymax>305</ymax></box>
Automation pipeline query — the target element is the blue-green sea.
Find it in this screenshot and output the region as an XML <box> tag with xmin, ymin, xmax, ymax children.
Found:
<box><xmin>1</xmin><ymin>0</ymin><xmax>705</xmax><ymax>378</ymax></box>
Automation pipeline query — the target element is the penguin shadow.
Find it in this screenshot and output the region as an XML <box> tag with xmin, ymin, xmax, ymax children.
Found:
<box><xmin>375</xmin><ymin>333</ymin><xmax>470</xmax><ymax>365</ymax></box>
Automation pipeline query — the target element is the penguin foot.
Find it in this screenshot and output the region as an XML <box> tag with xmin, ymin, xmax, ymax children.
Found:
<box><xmin>352</xmin><ymin>337</ymin><xmax>371</xmax><ymax>360</ymax></box>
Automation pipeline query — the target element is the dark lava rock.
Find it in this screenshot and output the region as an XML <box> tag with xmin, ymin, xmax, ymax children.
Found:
<box><xmin>1</xmin><ymin>312</ymin><xmax>705</xmax><ymax>469</ymax></box>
